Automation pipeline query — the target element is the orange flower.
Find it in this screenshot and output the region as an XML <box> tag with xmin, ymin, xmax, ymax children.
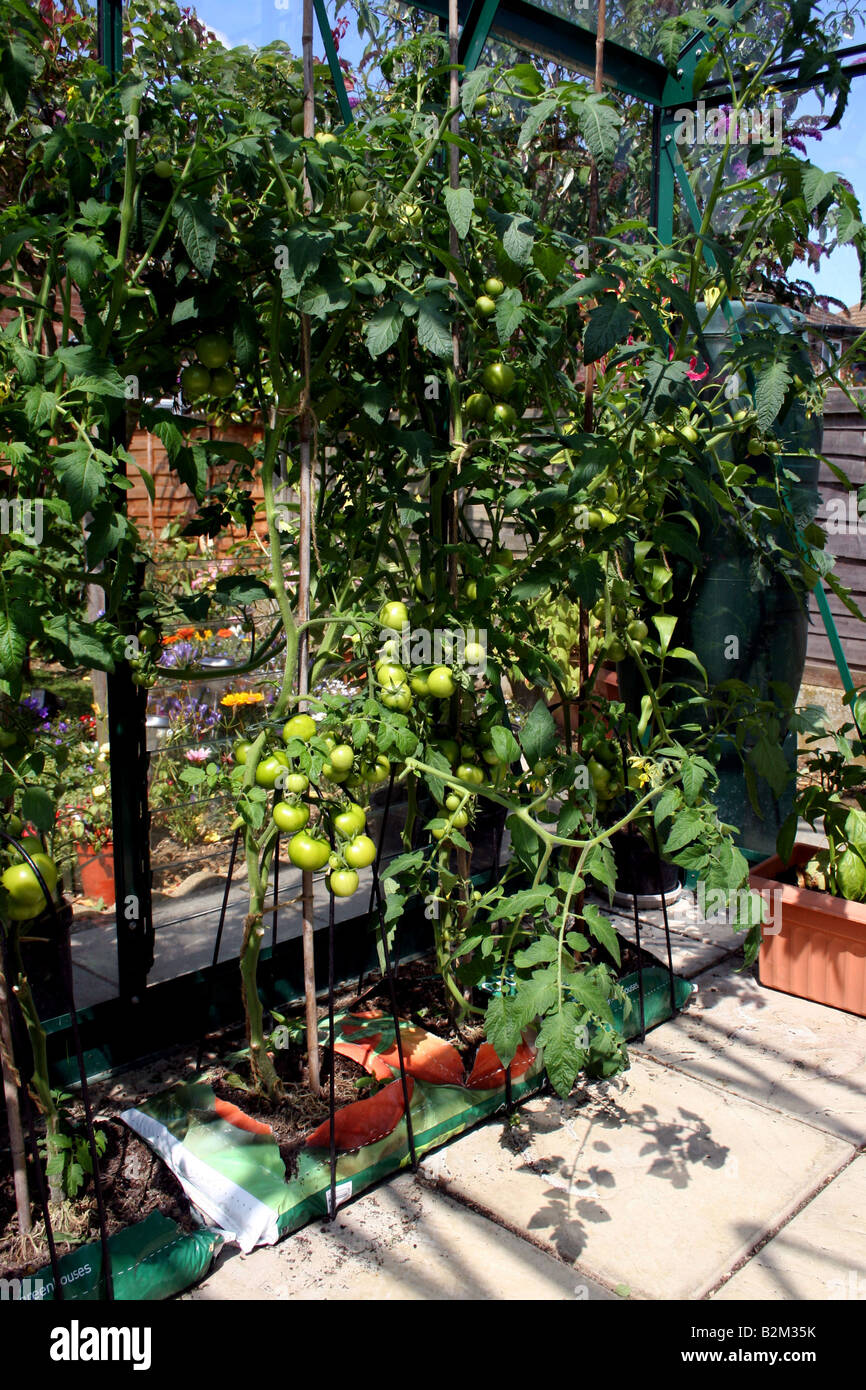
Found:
<box><xmin>216</xmin><ymin>628</ymin><xmax>235</xmax><ymax>638</ymax></box>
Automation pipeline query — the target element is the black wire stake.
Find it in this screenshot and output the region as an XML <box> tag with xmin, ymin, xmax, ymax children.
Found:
<box><xmin>0</xmin><ymin>932</ymin><xmax>63</xmax><ymax>1299</ymax></box>
<box><xmin>271</xmin><ymin>829</ymin><xmax>280</xmax><ymax>948</ymax></box>
<box><xmin>327</xmin><ymin>883</ymin><xmax>338</xmax><ymax>1224</ymax></box>
<box><xmin>504</xmin><ymin>1061</ymin><xmax>513</xmax><ymax>1116</ymax></box>
<box><xmin>54</xmin><ymin>903</ymin><xmax>114</xmax><ymax>1300</ymax></box>
<box><xmin>0</xmin><ymin>832</ymin><xmax>113</xmax><ymax>1299</ymax></box>
<box><xmin>650</xmin><ymin>820</ymin><xmax>678</xmax><ymax>1019</ymax></box>
<box><xmin>617</xmin><ymin>745</ymin><xmax>646</xmax><ymax>1044</ymax></box>
<box><xmin>371</xmin><ymin>866</ymin><xmax>417</xmax><ymax>1172</ymax></box>
<box><xmin>195</xmin><ymin>824</ymin><xmax>241</xmax><ymax>1074</ymax></box>
<box><xmin>357</xmin><ymin>769</ymin><xmax>396</xmax><ymax>998</ymax></box>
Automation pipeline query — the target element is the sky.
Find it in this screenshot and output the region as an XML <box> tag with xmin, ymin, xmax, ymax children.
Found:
<box><xmin>195</xmin><ymin>0</ymin><xmax>866</xmax><ymax>309</ymax></box>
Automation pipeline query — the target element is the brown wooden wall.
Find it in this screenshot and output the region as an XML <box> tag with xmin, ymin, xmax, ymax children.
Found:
<box><xmin>126</xmin><ymin>419</ymin><xmax>268</xmax><ymax>549</ymax></box>
<box><xmin>804</xmin><ymin>388</ymin><xmax>866</xmax><ymax>687</ymax></box>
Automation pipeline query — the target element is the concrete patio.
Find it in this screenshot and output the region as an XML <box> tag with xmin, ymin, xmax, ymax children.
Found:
<box><xmin>182</xmin><ymin>895</ymin><xmax>866</xmax><ymax>1302</ymax></box>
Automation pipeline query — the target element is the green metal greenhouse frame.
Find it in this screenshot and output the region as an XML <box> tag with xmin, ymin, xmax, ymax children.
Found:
<box><xmin>81</xmin><ymin>0</ymin><xmax>865</xmax><ymax>1038</ymax></box>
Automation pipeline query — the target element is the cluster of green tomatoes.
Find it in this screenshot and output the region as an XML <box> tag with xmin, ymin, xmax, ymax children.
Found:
<box><xmin>234</xmin><ymin>712</ymin><xmax>379</xmax><ymax>898</ymax></box>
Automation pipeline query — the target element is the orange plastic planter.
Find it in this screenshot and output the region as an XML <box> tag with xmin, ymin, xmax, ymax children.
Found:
<box><xmin>750</xmin><ymin>843</ymin><xmax>866</xmax><ymax>1017</ymax></box>
<box><xmin>76</xmin><ymin>843</ymin><xmax>116</xmax><ymax>908</ymax></box>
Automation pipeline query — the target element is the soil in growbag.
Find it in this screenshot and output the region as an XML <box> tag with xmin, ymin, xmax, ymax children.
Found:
<box><xmin>122</xmin><ymin>1012</ymin><xmax>543</xmax><ymax>1252</ymax></box>
<box><xmin>25</xmin><ymin>1212</ymin><xmax>221</xmax><ymax>1302</ymax></box>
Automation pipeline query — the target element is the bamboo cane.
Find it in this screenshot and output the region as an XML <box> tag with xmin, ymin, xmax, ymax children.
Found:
<box><xmin>0</xmin><ymin>950</ymin><xmax>31</xmax><ymax>1236</ymax></box>
<box><xmin>300</xmin><ymin>0</ymin><xmax>321</xmax><ymax>1096</ymax></box>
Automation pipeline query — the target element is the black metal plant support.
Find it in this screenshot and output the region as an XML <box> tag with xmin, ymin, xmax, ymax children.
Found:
<box><xmin>617</xmin><ymin>743</ymin><xmax>647</xmax><ymax>1043</ymax></box>
<box><xmin>0</xmin><ymin>831</ymin><xmax>114</xmax><ymax>1299</ymax></box>
<box><xmin>195</xmin><ymin>823</ymin><xmax>241</xmax><ymax>1073</ymax></box>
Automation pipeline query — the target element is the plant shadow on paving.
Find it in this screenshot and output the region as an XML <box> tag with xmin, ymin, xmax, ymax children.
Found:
<box><xmin>494</xmin><ymin>1090</ymin><xmax>732</xmax><ymax>1261</ymax></box>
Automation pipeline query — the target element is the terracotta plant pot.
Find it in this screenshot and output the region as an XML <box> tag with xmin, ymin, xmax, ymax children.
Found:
<box><xmin>76</xmin><ymin>843</ymin><xmax>116</xmax><ymax>908</ymax></box>
<box><xmin>750</xmin><ymin>843</ymin><xmax>866</xmax><ymax>1016</ymax></box>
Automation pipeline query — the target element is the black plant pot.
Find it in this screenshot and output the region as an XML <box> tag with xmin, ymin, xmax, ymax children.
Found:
<box><xmin>610</xmin><ymin>829</ymin><xmax>680</xmax><ymax>907</ymax></box>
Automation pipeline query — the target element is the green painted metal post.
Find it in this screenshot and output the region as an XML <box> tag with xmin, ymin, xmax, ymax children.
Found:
<box><xmin>97</xmin><ymin>0</ymin><xmax>123</xmax><ymax>75</ymax></box>
<box><xmin>459</xmin><ymin>0</ymin><xmax>500</xmax><ymax>71</ymax></box>
<box><xmin>312</xmin><ymin>0</ymin><xmax>354</xmax><ymax>126</ymax></box>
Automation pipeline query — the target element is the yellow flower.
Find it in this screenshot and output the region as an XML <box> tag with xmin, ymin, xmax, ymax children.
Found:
<box><xmin>220</xmin><ymin>691</ymin><xmax>264</xmax><ymax>708</ymax></box>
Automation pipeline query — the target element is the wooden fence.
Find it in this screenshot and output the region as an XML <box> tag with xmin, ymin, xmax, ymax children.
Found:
<box><xmin>804</xmin><ymin>387</ymin><xmax>866</xmax><ymax>687</ymax></box>
<box><xmin>123</xmin><ymin>389</ymin><xmax>866</xmax><ymax>684</ymax></box>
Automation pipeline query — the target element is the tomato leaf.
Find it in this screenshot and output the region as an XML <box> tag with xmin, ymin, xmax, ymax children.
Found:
<box><xmin>444</xmin><ymin>186</ymin><xmax>474</xmax><ymax>240</ymax></box>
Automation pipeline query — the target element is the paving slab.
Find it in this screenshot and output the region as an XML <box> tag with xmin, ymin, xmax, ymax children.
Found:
<box><xmin>183</xmin><ymin>1173</ymin><xmax>613</xmax><ymax>1301</ymax></box>
<box><xmin>638</xmin><ymin>958</ymin><xmax>866</xmax><ymax>1146</ymax></box>
<box><xmin>590</xmin><ymin>891</ymin><xmax>743</xmax><ymax>980</ymax></box>
<box><xmin>418</xmin><ymin>1055</ymin><xmax>852</xmax><ymax>1300</ymax></box>
<box><xmin>713</xmin><ymin>1155</ymin><xmax>866</xmax><ymax>1302</ymax></box>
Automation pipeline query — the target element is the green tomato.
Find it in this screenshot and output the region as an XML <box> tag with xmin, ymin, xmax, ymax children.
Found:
<box><xmin>588</xmin><ymin>757</ymin><xmax>612</xmax><ymax>795</ymax></box>
<box><xmin>329</xmin><ymin>868</ymin><xmax>360</xmax><ymax>897</ymax></box>
<box><xmin>181</xmin><ymin>364</ymin><xmax>211</xmax><ymax>399</ymax></box>
<box><xmin>465</xmin><ymin>580</ymin><xmax>478</xmax><ymax>601</ymax></box>
<box><xmin>627</xmin><ymin>619</ymin><xmax>649</xmax><ymax>645</ymax></box>
<box><xmin>366</xmin><ymin>755</ymin><xmax>391</xmax><ymax>785</ymax></box>
<box><xmin>457</xmin><ymin>763</ymin><xmax>483</xmax><ymax>785</ymax></box>
<box><xmin>481</xmin><ymin>362</ymin><xmax>516</xmax><ymax>398</ymax></box>
<box><xmin>233</xmin><ymin>740</ymin><xmax>253</xmax><ymax>765</ymax></box>
<box><xmin>344</xmin><ymin>834</ymin><xmax>377</xmax><ymax>869</ymax></box>
<box><xmin>492</xmin><ymin>547</ymin><xmax>514</xmax><ymax>569</ymax></box>
<box><xmin>328</xmin><ymin>744</ymin><xmax>355</xmax><ymax>773</ymax></box>
<box><xmin>445</xmin><ymin>793</ymin><xmax>462</xmax><ymax>811</ymax></box>
<box><xmin>348</xmin><ymin>189</ymin><xmax>369</xmax><ymax>212</ymax></box>
<box><xmin>427</xmin><ymin>666</ymin><xmax>456</xmax><ymax>699</ymax></box>
<box><xmin>282</xmin><ymin>714</ymin><xmax>317</xmax><ymax>743</ymax></box>
<box><xmin>410</xmin><ymin>672</ymin><xmax>430</xmax><ymax>696</ymax></box>
<box><xmin>284</xmin><ymin>772</ymin><xmax>309</xmax><ymax>794</ymax></box>
<box><xmin>450</xmin><ymin>809</ymin><xmax>469</xmax><ymax>829</ymax></box>
<box><xmin>464</xmin><ymin>641</ymin><xmax>485</xmax><ymax>666</ymax></box>
<box><xmin>255</xmin><ymin>756</ymin><xmax>285</xmax><ymax>789</ymax></box>
<box><xmin>484</xmin><ymin>278</ymin><xmax>505</xmax><ymax>298</ymax></box>
<box><xmin>380</xmin><ymin>600</ymin><xmax>409</xmax><ymax>628</ymax></box>
<box><xmin>153</xmin><ymin>159</ymin><xmax>173</xmax><ymax>179</ymax></box>
<box><xmin>1</xmin><ymin>859</ymin><xmax>57</xmax><ymax>920</ymax></box>
<box><xmin>334</xmin><ymin>804</ymin><xmax>366</xmax><ymax>837</ymax></box>
<box><xmin>747</xmin><ymin>437</ymin><xmax>764</xmax><ymax>456</ymax></box>
<box><xmin>382</xmin><ymin>686</ymin><xmax>412</xmax><ymax>711</ymax></box>
<box><xmin>438</xmin><ymin>739</ymin><xmax>459</xmax><ymax>765</ymax></box>
<box><xmin>287</xmin><ymin>831</ymin><xmax>332</xmax><ymax>871</ymax></box>
<box><xmin>491</xmin><ymin>403</ymin><xmax>517</xmax><ymax>429</ymax></box>
<box><xmin>196</xmin><ymin>333</ymin><xmax>232</xmax><ymax>370</ymax></box>
<box><xmin>465</xmin><ymin>392</ymin><xmax>493</xmax><ymax>422</ymax></box>
<box><xmin>210</xmin><ymin>368</ymin><xmax>235</xmax><ymax>399</ymax></box>
<box><xmin>476</xmin><ymin>295</ymin><xmax>497</xmax><ymax>317</ymax></box>
<box><xmin>376</xmin><ymin>662</ymin><xmax>408</xmax><ymax>689</ymax></box>
<box><xmin>273</xmin><ymin>801</ymin><xmax>310</xmax><ymax>833</ymax></box>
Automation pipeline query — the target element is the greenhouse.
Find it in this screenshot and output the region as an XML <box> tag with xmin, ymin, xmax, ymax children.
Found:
<box><xmin>0</xmin><ymin>0</ymin><xmax>865</xmax><ymax>1333</ymax></box>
